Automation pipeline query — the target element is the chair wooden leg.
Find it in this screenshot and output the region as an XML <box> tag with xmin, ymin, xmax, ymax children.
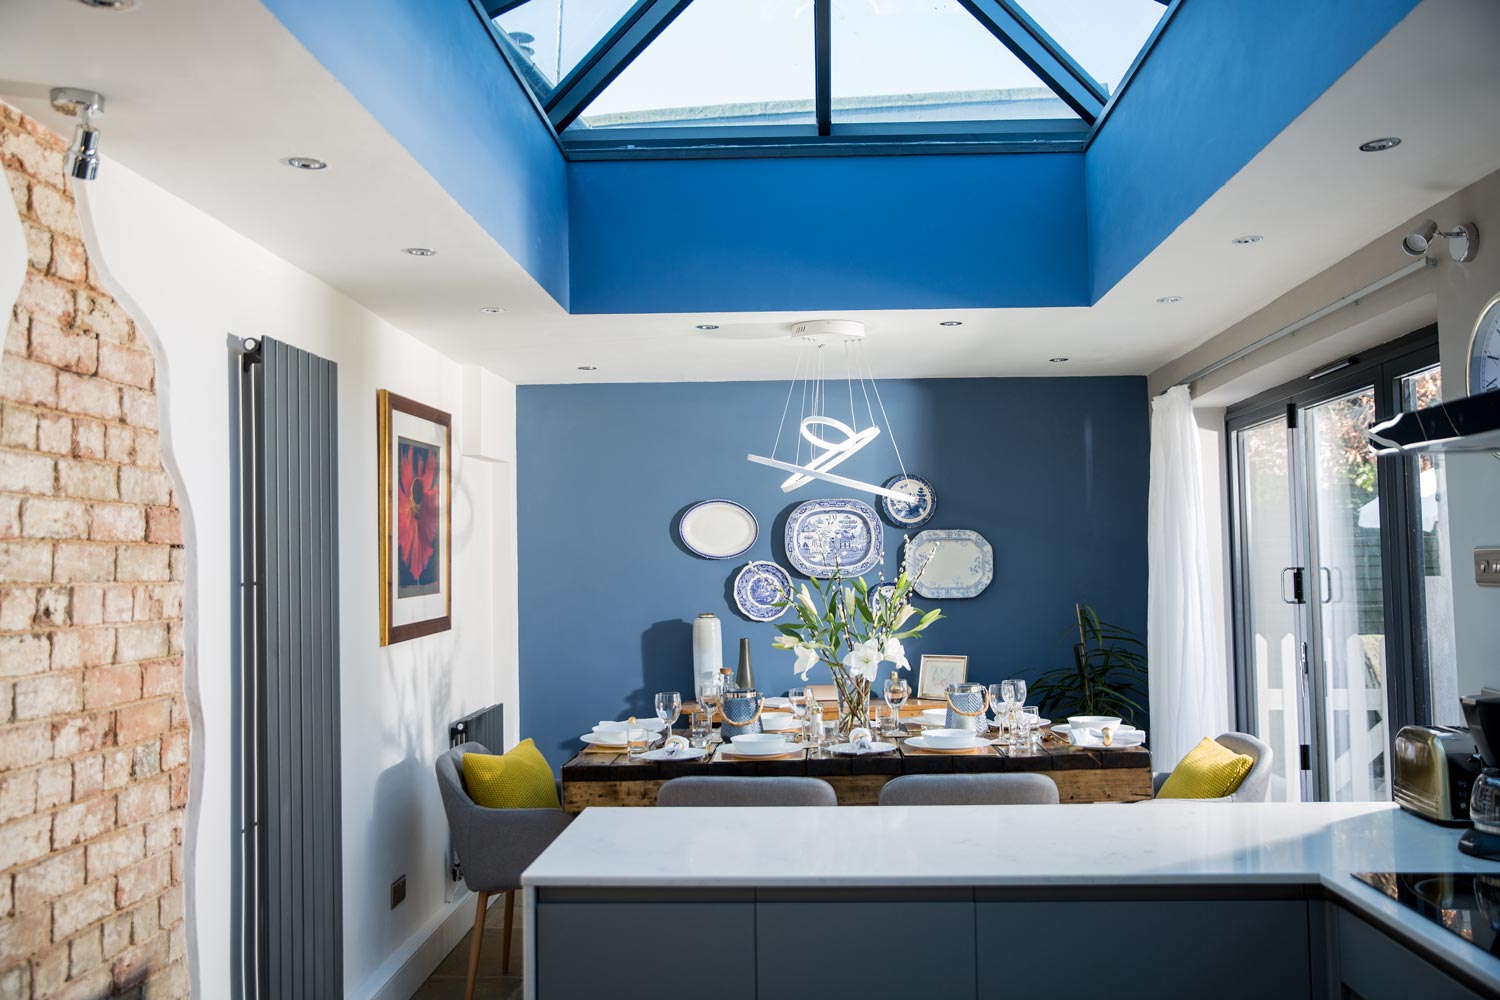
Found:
<box><xmin>501</xmin><ymin>889</ymin><xmax>516</xmax><ymax>976</ymax></box>
<box><xmin>465</xmin><ymin>890</ymin><xmax>489</xmax><ymax>1000</ymax></box>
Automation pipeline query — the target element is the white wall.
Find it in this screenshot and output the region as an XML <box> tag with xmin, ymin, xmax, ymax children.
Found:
<box><xmin>70</xmin><ymin>155</ymin><xmax>519</xmax><ymax>999</ymax></box>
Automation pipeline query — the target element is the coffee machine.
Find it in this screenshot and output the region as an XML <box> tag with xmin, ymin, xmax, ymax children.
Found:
<box><xmin>1459</xmin><ymin>694</ymin><xmax>1500</xmax><ymax>861</ymax></box>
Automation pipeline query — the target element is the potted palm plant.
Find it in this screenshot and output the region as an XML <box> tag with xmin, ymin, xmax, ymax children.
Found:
<box><xmin>1031</xmin><ymin>603</ymin><xmax>1147</xmax><ymax>724</ymax></box>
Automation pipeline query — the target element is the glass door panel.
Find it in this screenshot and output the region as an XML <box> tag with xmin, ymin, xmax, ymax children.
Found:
<box><xmin>1235</xmin><ymin>419</ymin><xmax>1306</xmax><ymax>802</ymax></box>
<box><xmin>1304</xmin><ymin>387</ymin><xmax>1390</xmax><ymax>802</ymax></box>
<box><xmin>1400</xmin><ymin>365</ymin><xmax>1461</xmax><ymax>726</ymax></box>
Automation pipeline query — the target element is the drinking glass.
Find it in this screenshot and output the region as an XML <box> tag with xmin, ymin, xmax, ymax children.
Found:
<box><xmin>999</xmin><ymin>680</ymin><xmax>1018</xmax><ymax>745</ymax></box>
<box><xmin>788</xmin><ymin>687</ymin><xmax>809</xmax><ymax>744</ymax></box>
<box><xmin>654</xmin><ymin>691</ymin><xmax>681</xmax><ymax>737</ymax></box>
<box><xmin>626</xmin><ymin>726</ymin><xmax>650</xmax><ymax>757</ymax></box>
<box><xmin>883</xmin><ymin>675</ymin><xmax>910</xmax><ymax>736</ymax></box>
<box><xmin>1020</xmin><ymin>706</ymin><xmax>1041</xmax><ymax>753</ymax></box>
<box><xmin>688</xmin><ymin>710</ymin><xmax>712</xmax><ymax>748</ymax></box>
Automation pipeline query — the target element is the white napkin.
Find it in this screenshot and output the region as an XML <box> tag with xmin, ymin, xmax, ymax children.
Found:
<box><xmin>660</xmin><ymin>735</ymin><xmax>690</xmax><ymax>756</ymax></box>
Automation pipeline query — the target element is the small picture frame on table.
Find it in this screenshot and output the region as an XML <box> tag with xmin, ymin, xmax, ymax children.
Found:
<box><xmin>377</xmin><ymin>390</ymin><xmax>452</xmax><ymax>646</ymax></box>
<box><xmin>917</xmin><ymin>654</ymin><xmax>969</xmax><ymax>700</ymax></box>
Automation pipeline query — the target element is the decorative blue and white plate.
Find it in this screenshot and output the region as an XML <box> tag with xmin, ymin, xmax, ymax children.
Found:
<box><xmin>879</xmin><ymin>474</ymin><xmax>937</xmax><ymax>529</ymax></box>
<box><xmin>678</xmin><ymin>499</ymin><xmax>758</xmax><ymax>559</ymax></box>
<box><xmin>783</xmin><ymin>498</ymin><xmax>883</xmax><ymax>578</ymax></box>
<box><xmin>734</xmin><ymin>560</ymin><xmax>793</xmax><ymax>622</ymax></box>
<box><xmin>908</xmin><ymin>529</ymin><xmax>993</xmax><ymax>599</ymax></box>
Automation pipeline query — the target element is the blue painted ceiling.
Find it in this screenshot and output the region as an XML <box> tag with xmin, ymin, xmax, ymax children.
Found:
<box><xmin>258</xmin><ymin>0</ymin><xmax>1421</xmax><ymax>315</ymax></box>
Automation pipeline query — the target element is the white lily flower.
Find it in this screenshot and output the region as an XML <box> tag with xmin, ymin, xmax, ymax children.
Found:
<box><xmin>842</xmin><ymin>639</ymin><xmax>882</xmax><ymax>682</ymax></box>
<box><xmin>797</xmin><ymin>584</ymin><xmax>818</xmax><ymax>617</ymax></box>
<box><xmin>771</xmin><ymin>634</ymin><xmax>798</xmax><ymax>650</ymax></box>
<box><xmin>881</xmin><ymin>637</ymin><xmax>910</xmax><ymax>672</ymax></box>
<box><xmin>893</xmin><ymin>604</ymin><xmax>917</xmax><ymax>629</ymax></box>
<box><xmin>793</xmin><ymin>643</ymin><xmax>819</xmax><ymax>681</ymax></box>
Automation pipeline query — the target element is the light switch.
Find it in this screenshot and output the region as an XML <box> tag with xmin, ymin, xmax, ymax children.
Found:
<box><xmin>1478</xmin><ymin>548</ymin><xmax>1500</xmax><ymax>587</ymax></box>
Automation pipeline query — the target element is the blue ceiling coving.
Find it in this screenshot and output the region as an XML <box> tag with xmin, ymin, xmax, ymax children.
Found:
<box><xmin>567</xmin><ymin>152</ymin><xmax>1087</xmax><ymax>314</ymax></box>
<box><xmin>1085</xmin><ymin>0</ymin><xmax>1424</xmax><ymax>302</ymax></box>
<box><xmin>260</xmin><ymin>0</ymin><xmax>1422</xmax><ymax>315</ymax></box>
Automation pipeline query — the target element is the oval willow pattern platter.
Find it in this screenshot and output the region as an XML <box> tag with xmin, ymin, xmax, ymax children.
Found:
<box><xmin>908</xmin><ymin>529</ymin><xmax>993</xmax><ymax>599</ymax></box>
<box><xmin>734</xmin><ymin>560</ymin><xmax>793</xmax><ymax>622</ymax></box>
<box><xmin>678</xmin><ymin>499</ymin><xmax>758</xmax><ymax>559</ymax></box>
<box><xmin>879</xmin><ymin>473</ymin><xmax>937</xmax><ymax>528</ymax></box>
<box><xmin>783</xmin><ymin>498</ymin><xmax>883</xmax><ymax>577</ymax></box>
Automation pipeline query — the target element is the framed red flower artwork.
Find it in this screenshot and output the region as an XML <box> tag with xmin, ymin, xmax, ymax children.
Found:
<box><xmin>377</xmin><ymin>390</ymin><xmax>452</xmax><ymax>645</ymax></box>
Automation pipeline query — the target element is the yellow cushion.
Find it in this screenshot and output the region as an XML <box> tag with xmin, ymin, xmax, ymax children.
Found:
<box><xmin>461</xmin><ymin>740</ymin><xmax>559</xmax><ymax>809</ymax></box>
<box><xmin>1157</xmin><ymin>737</ymin><xmax>1255</xmax><ymax>799</ymax></box>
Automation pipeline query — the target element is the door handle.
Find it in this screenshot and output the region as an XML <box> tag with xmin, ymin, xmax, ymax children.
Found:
<box><xmin>1320</xmin><ymin>566</ymin><xmax>1333</xmax><ymax>604</ymax></box>
<box><xmin>1282</xmin><ymin>567</ymin><xmax>1306</xmax><ymax>605</ymax></box>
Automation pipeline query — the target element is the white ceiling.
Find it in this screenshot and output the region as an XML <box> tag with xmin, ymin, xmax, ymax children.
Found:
<box><xmin>1</xmin><ymin>0</ymin><xmax>1497</xmax><ymax>385</ymax></box>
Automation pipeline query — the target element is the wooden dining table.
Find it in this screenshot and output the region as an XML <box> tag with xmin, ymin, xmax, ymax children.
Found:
<box><xmin>560</xmin><ymin>722</ymin><xmax>1153</xmax><ymax>813</ymax></box>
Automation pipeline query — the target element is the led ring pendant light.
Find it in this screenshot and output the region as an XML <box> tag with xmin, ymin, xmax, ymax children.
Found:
<box><xmin>746</xmin><ymin>321</ymin><xmax>916</xmax><ymax>504</ymax></box>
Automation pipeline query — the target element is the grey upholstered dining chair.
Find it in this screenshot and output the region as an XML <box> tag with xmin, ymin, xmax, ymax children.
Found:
<box><xmin>435</xmin><ymin>742</ymin><xmax>572</xmax><ymax>999</ymax></box>
<box><xmin>656</xmin><ymin>775</ymin><xmax>838</xmax><ymax>806</ymax></box>
<box><xmin>878</xmin><ymin>773</ymin><xmax>1060</xmax><ymax>806</ymax></box>
<box><xmin>1151</xmin><ymin>731</ymin><xmax>1274</xmax><ymax>802</ymax></box>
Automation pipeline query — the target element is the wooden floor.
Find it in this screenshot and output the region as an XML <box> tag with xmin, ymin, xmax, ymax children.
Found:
<box><xmin>413</xmin><ymin>898</ymin><xmax>524</xmax><ymax>1000</ymax></box>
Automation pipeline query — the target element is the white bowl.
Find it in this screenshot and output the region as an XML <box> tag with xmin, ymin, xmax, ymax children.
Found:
<box><xmin>730</xmin><ymin>733</ymin><xmax>789</xmax><ymax>748</ymax></box>
<box><xmin>761</xmin><ymin>712</ymin><xmax>798</xmax><ymax>732</ymax></box>
<box><xmin>924</xmin><ymin>728</ymin><xmax>978</xmax><ymax>750</ymax></box>
<box><xmin>920</xmin><ymin>708</ymin><xmax>949</xmax><ymax>727</ymax></box>
<box><xmin>1067</xmin><ymin>715</ymin><xmax>1122</xmax><ymax>732</ymax></box>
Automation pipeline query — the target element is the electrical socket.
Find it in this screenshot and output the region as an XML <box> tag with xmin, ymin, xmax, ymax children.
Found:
<box><xmin>1477</xmin><ymin>548</ymin><xmax>1500</xmax><ymax>587</ymax></box>
<box><xmin>390</xmin><ymin>875</ymin><xmax>406</xmax><ymax>909</ymax></box>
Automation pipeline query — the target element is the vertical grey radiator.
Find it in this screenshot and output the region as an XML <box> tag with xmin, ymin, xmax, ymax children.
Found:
<box><xmin>234</xmin><ymin>336</ymin><xmax>342</xmax><ymax>1000</ymax></box>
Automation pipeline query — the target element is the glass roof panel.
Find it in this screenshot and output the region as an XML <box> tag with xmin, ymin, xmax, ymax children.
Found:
<box><xmin>831</xmin><ymin>0</ymin><xmax>1080</xmax><ymax>124</ymax></box>
<box><xmin>492</xmin><ymin>0</ymin><xmax>640</xmax><ymax>96</ymax></box>
<box><xmin>568</xmin><ymin>0</ymin><xmax>815</xmax><ymax>131</ymax></box>
<box><xmin>1016</xmin><ymin>0</ymin><xmax>1168</xmax><ymax>95</ymax></box>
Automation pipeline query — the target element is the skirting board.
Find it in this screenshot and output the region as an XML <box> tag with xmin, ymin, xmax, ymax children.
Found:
<box><xmin>355</xmin><ymin>889</ymin><xmax>494</xmax><ymax>1000</ymax></box>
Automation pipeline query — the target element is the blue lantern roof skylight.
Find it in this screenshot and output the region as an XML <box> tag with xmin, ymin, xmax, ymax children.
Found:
<box><xmin>480</xmin><ymin>0</ymin><xmax>1172</xmax><ymax>159</ymax></box>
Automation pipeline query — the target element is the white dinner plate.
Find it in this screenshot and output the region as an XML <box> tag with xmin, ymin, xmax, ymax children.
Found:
<box><xmin>830</xmin><ymin>741</ymin><xmax>898</xmax><ymax>755</ymax></box>
<box><xmin>678</xmin><ymin>500</ymin><xmax>758</xmax><ymax>559</ymax></box>
<box><xmin>580</xmin><ymin>732</ymin><xmax>629</xmax><ymax>747</ymax></box>
<box><xmin>1052</xmin><ymin>723</ymin><xmax>1135</xmax><ymax>737</ymax></box>
<box><xmin>640</xmin><ymin>747</ymin><xmax>708</xmax><ymax>762</ymax></box>
<box><xmin>594</xmin><ymin>718</ymin><xmax>667</xmax><ymax>733</ymax></box>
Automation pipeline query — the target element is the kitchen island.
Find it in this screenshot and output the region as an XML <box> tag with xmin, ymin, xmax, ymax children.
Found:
<box><xmin>521</xmin><ymin>802</ymin><xmax>1500</xmax><ymax>999</ymax></box>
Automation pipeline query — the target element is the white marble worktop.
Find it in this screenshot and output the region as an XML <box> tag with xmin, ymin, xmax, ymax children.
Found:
<box><xmin>524</xmin><ymin>802</ymin><xmax>1500</xmax><ymax>988</ymax></box>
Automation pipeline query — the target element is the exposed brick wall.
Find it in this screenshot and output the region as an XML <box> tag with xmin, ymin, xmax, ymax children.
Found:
<box><xmin>0</xmin><ymin>104</ymin><xmax>188</xmax><ymax>998</ymax></box>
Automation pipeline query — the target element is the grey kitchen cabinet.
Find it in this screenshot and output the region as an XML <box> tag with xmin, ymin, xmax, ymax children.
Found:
<box><xmin>1334</xmin><ymin>907</ymin><xmax>1488</xmax><ymax>1000</ymax></box>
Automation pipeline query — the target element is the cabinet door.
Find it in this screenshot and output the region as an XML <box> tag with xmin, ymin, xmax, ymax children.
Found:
<box><xmin>1335</xmin><ymin>908</ymin><xmax>1485</xmax><ymax>1000</ymax></box>
<box><xmin>535</xmin><ymin>900</ymin><xmax>756</xmax><ymax>1000</ymax></box>
<box><xmin>757</xmin><ymin>900</ymin><xmax>976</xmax><ymax>998</ymax></box>
<box><xmin>976</xmin><ymin>900</ymin><xmax>1311</xmax><ymax>1000</ymax></box>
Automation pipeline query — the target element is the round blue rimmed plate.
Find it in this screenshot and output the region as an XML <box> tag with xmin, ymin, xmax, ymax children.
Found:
<box><xmin>733</xmin><ymin>560</ymin><xmax>793</xmax><ymax>622</ymax></box>
<box><xmin>678</xmin><ymin>499</ymin><xmax>758</xmax><ymax>559</ymax></box>
<box><xmin>879</xmin><ymin>474</ymin><xmax>937</xmax><ymax>529</ymax></box>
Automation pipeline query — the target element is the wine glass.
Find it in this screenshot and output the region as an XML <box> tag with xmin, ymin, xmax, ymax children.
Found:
<box><xmin>998</xmin><ymin>680</ymin><xmax>1018</xmax><ymax>747</ymax></box>
<box><xmin>698</xmin><ymin>681</ymin><xmax>723</xmax><ymax>741</ymax></box>
<box><xmin>654</xmin><ymin>691</ymin><xmax>681</xmax><ymax>742</ymax></box>
<box><xmin>987</xmin><ymin>684</ymin><xmax>1006</xmax><ymax>737</ymax></box>
<box><xmin>883</xmin><ymin>674</ymin><xmax>910</xmax><ymax>737</ymax></box>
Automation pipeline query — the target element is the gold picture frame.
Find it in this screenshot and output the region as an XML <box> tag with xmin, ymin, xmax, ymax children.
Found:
<box><xmin>377</xmin><ymin>390</ymin><xmax>452</xmax><ymax>645</ymax></box>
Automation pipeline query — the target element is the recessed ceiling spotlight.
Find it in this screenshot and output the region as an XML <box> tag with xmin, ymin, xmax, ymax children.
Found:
<box><xmin>283</xmin><ymin>156</ymin><xmax>327</xmax><ymax>170</ymax></box>
<box><xmin>1359</xmin><ymin>137</ymin><xmax>1401</xmax><ymax>152</ymax></box>
<box><xmin>576</xmin><ymin>365</ymin><xmax>597</xmax><ymax>371</ymax></box>
<box><xmin>1231</xmin><ymin>235</ymin><xmax>1263</xmax><ymax>245</ymax></box>
<box><xmin>1156</xmin><ymin>295</ymin><xmax>1184</xmax><ymax>304</ymax></box>
<box><xmin>695</xmin><ymin>324</ymin><xmax>719</xmax><ymax>330</ymax></box>
<box><xmin>480</xmin><ymin>306</ymin><xmax>504</xmax><ymax>315</ymax></box>
<box><xmin>77</xmin><ymin>0</ymin><xmax>137</xmax><ymax>9</ymax></box>
<box><xmin>1048</xmin><ymin>357</ymin><xmax>1069</xmax><ymax>363</ymax></box>
<box><xmin>939</xmin><ymin>321</ymin><xmax>963</xmax><ymax>327</ymax></box>
<box><xmin>401</xmin><ymin>247</ymin><xmax>436</xmax><ymax>257</ymax></box>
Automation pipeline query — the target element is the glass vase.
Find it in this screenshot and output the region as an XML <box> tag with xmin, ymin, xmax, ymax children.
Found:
<box><xmin>831</xmin><ymin>667</ymin><xmax>871</xmax><ymax>737</ymax></box>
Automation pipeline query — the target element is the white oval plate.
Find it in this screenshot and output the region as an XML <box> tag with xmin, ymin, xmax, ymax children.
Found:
<box><xmin>640</xmin><ymin>747</ymin><xmax>708</xmax><ymax>762</ymax></box>
<box><xmin>679</xmin><ymin>499</ymin><xmax>759</xmax><ymax>559</ymax></box>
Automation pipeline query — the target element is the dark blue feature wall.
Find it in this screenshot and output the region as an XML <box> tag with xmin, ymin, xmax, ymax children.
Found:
<box><xmin>259</xmin><ymin>0</ymin><xmax>572</xmax><ymax>307</ymax></box>
<box><xmin>518</xmin><ymin>378</ymin><xmax>1149</xmax><ymax>771</ymax></box>
<box><xmin>1085</xmin><ymin>0</ymin><xmax>1422</xmax><ymax>301</ymax></box>
<box><xmin>567</xmin><ymin>153</ymin><xmax>1087</xmax><ymax>314</ymax></box>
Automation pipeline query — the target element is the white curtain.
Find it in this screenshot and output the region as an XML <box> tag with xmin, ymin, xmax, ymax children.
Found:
<box><xmin>1147</xmin><ymin>385</ymin><xmax>1227</xmax><ymax>769</ymax></box>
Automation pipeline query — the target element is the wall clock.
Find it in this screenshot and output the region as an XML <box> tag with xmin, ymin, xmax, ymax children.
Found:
<box><xmin>1470</xmin><ymin>292</ymin><xmax>1500</xmax><ymax>397</ymax></box>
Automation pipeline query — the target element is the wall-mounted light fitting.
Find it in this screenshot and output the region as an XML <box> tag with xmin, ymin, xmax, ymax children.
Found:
<box><xmin>77</xmin><ymin>0</ymin><xmax>137</xmax><ymax>8</ymax></box>
<box><xmin>283</xmin><ymin>156</ymin><xmax>327</xmax><ymax>170</ymax></box>
<box><xmin>401</xmin><ymin>247</ymin><xmax>436</xmax><ymax>257</ymax></box>
<box><xmin>480</xmin><ymin>306</ymin><xmax>504</xmax><ymax>315</ymax></box>
<box><xmin>1156</xmin><ymin>295</ymin><xmax>1184</xmax><ymax>304</ymax></box>
<box><xmin>1048</xmin><ymin>357</ymin><xmax>1069</xmax><ymax>363</ymax></box>
<box><xmin>695</xmin><ymin>324</ymin><xmax>719</xmax><ymax>330</ymax></box>
<box><xmin>939</xmin><ymin>321</ymin><xmax>963</xmax><ymax>327</ymax></box>
<box><xmin>1401</xmin><ymin>219</ymin><xmax>1479</xmax><ymax>263</ymax></box>
<box><xmin>576</xmin><ymin>365</ymin><xmax>597</xmax><ymax>371</ymax></box>
<box><xmin>49</xmin><ymin>88</ymin><xmax>105</xmax><ymax>181</ymax></box>
<box><xmin>1359</xmin><ymin>137</ymin><xmax>1401</xmax><ymax>152</ymax></box>
<box><xmin>1231</xmin><ymin>235</ymin><xmax>1263</xmax><ymax>245</ymax></box>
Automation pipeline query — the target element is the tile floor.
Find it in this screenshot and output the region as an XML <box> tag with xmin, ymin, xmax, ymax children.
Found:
<box><xmin>413</xmin><ymin>896</ymin><xmax>524</xmax><ymax>1000</ymax></box>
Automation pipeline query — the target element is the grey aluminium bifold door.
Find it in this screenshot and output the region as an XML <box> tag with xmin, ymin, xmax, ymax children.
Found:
<box><xmin>234</xmin><ymin>336</ymin><xmax>343</xmax><ymax>999</ymax></box>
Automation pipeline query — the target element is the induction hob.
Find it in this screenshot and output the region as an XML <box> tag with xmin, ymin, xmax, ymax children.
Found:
<box><xmin>1352</xmin><ymin>872</ymin><xmax>1500</xmax><ymax>957</ymax></box>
